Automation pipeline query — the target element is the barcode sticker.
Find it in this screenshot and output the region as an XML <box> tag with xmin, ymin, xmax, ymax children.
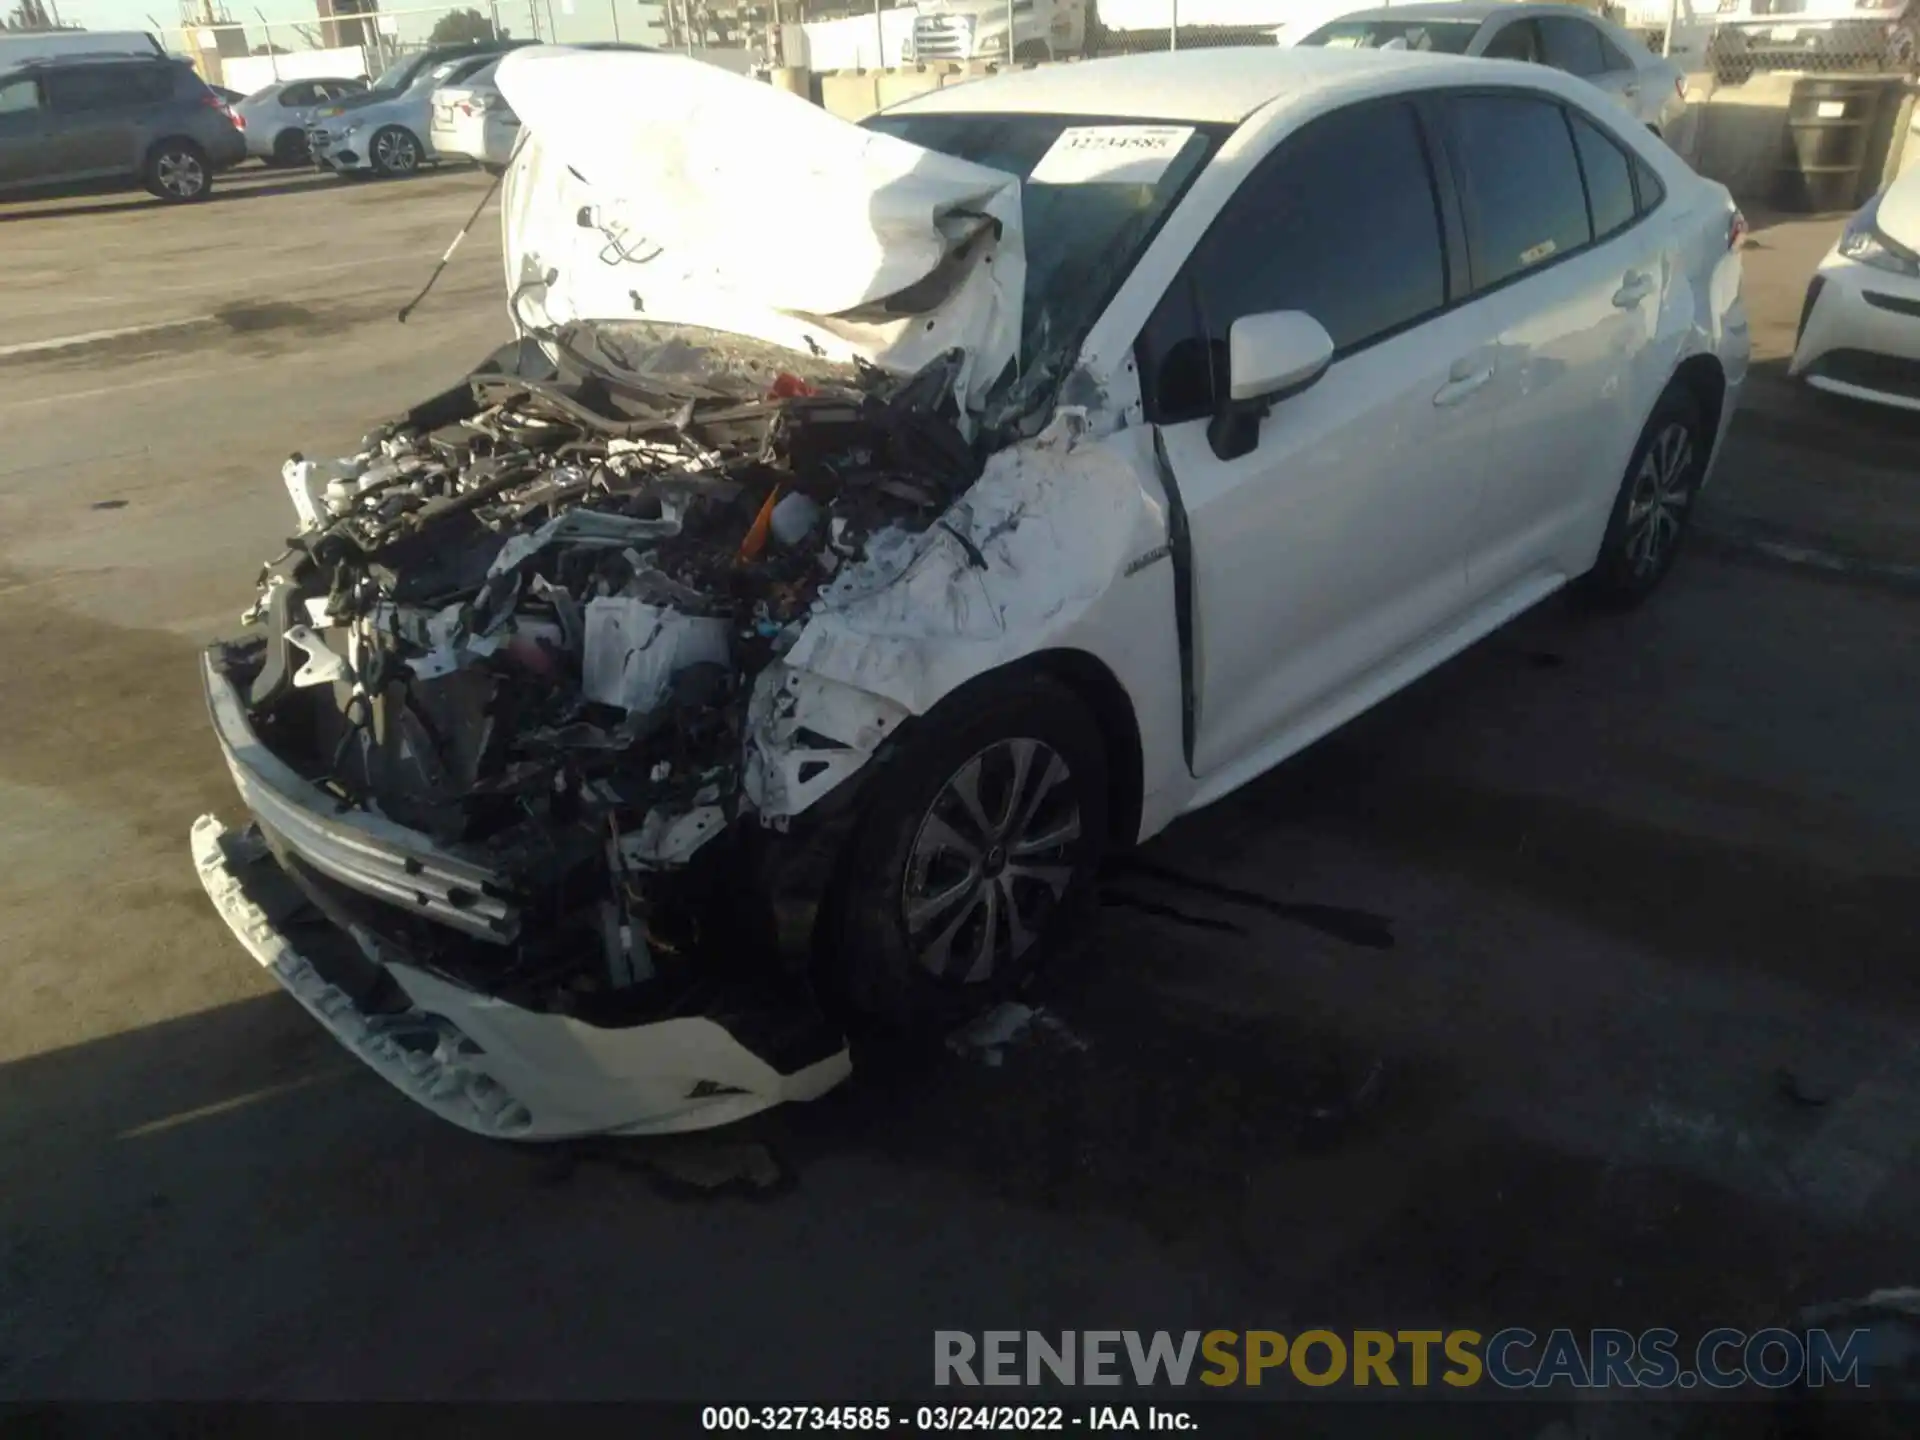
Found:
<box><xmin>1028</xmin><ymin>125</ymin><xmax>1197</xmax><ymax>186</ymax></box>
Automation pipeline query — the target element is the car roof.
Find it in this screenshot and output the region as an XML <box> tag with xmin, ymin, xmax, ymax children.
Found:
<box><xmin>1317</xmin><ymin>2</ymin><xmax>1594</xmax><ymax>21</ymax></box>
<box><xmin>887</xmin><ymin>47</ymin><xmax>1514</xmax><ymax>125</ymax></box>
<box><xmin>4</xmin><ymin>52</ymin><xmax>187</xmax><ymax>71</ymax></box>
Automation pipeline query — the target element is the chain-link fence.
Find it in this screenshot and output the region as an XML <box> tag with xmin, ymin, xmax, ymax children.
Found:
<box><xmin>1087</xmin><ymin>5</ymin><xmax>1917</xmax><ymax>83</ymax></box>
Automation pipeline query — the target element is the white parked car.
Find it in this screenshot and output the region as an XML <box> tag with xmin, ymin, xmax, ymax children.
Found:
<box><xmin>1292</xmin><ymin>2</ymin><xmax>1689</xmax><ymax>135</ymax></box>
<box><xmin>193</xmin><ymin>47</ymin><xmax>1748</xmax><ymax>1140</ymax></box>
<box><xmin>233</xmin><ymin>76</ymin><xmax>367</xmax><ymax>166</ymax></box>
<box><xmin>1790</xmin><ymin>167</ymin><xmax>1920</xmax><ymax>411</ymax></box>
<box><xmin>310</xmin><ymin>43</ymin><xmax>522</xmax><ymax>177</ymax></box>
<box><xmin>429</xmin><ymin>44</ymin><xmax>652</xmax><ymax>173</ymax></box>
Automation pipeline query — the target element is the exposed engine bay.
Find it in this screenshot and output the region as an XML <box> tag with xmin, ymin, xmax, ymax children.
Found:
<box><xmin>214</xmin><ymin>324</ymin><xmax>982</xmax><ymax>1031</ymax></box>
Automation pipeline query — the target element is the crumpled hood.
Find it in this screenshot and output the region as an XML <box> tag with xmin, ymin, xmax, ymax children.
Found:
<box><xmin>494</xmin><ymin>47</ymin><xmax>1027</xmax><ymax>413</ymax></box>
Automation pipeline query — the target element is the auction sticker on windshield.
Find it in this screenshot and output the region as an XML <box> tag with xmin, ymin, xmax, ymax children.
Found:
<box><xmin>1028</xmin><ymin>125</ymin><xmax>1197</xmax><ymax>186</ymax></box>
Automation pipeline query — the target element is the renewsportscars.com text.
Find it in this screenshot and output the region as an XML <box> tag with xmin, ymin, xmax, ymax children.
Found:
<box><xmin>935</xmin><ymin>1328</ymin><xmax>1871</xmax><ymax>1391</ymax></box>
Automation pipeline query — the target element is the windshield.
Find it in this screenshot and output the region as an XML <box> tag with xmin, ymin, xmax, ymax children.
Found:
<box><xmin>1297</xmin><ymin>18</ymin><xmax>1479</xmax><ymax>51</ymax></box>
<box><xmin>367</xmin><ymin>57</ymin><xmax>418</xmax><ymax>93</ymax></box>
<box><xmin>861</xmin><ymin>111</ymin><xmax>1222</xmax><ymax>389</ymax></box>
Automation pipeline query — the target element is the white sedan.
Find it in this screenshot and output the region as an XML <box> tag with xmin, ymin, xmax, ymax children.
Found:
<box><xmin>1790</xmin><ymin>167</ymin><xmax>1920</xmax><ymax>412</ymax></box>
<box><xmin>193</xmin><ymin>47</ymin><xmax>1748</xmax><ymax>1139</ymax></box>
<box><xmin>1291</xmin><ymin>2</ymin><xmax>1689</xmax><ymax>136</ymax></box>
<box><xmin>232</xmin><ymin>76</ymin><xmax>366</xmax><ymax>165</ymax></box>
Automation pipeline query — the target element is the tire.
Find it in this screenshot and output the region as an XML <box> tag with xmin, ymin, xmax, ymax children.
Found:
<box><xmin>1579</xmin><ymin>385</ymin><xmax>1710</xmax><ymax>608</ymax></box>
<box><xmin>269</xmin><ymin>129</ymin><xmax>308</xmax><ymax>167</ymax></box>
<box><xmin>368</xmin><ymin>125</ymin><xmax>423</xmax><ymax>178</ymax></box>
<box><xmin>829</xmin><ymin>671</ymin><xmax>1109</xmax><ymax>1028</ymax></box>
<box><xmin>143</xmin><ymin>139</ymin><xmax>211</xmax><ymax>202</ymax></box>
<box><xmin>1013</xmin><ymin>40</ymin><xmax>1051</xmax><ymax>63</ymax></box>
<box><xmin>482</xmin><ymin>162</ymin><xmax>507</xmax><ymax>177</ymax></box>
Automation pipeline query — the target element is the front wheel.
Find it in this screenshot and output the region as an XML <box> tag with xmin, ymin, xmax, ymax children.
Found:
<box><xmin>1579</xmin><ymin>386</ymin><xmax>1710</xmax><ymax>608</ymax></box>
<box><xmin>144</xmin><ymin>139</ymin><xmax>210</xmax><ymax>202</ymax></box>
<box><xmin>830</xmin><ymin>673</ymin><xmax>1109</xmax><ymax>1028</ymax></box>
<box><xmin>369</xmin><ymin>125</ymin><xmax>423</xmax><ymax>178</ymax></box>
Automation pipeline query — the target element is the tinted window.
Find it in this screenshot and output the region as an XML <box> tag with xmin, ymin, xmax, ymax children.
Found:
<box><xmin>0</xmin><ymin>75</ymin><xmax>41</xmax><ymax>116</ymax></box>
<box><xmin>1570</xmin><ymin>112</ymin><xmax>1635</xmax><ymax>239</ymax></box>
<box><xmin>1597</xmin><ymin>31</ymin><xmax>1636</xmax><ymax>71</ymax></box>
<box><xmin>1144</xmin><ymin>102</ymin><xmax>1446</xmax><ymax>420</ymax></box>
<box><xmin>1297</xmin><ymin>18</ymin><xmax>1478</xmax><ymax>52</ymax></box>
<box><xmin>1450</xmin><ymin>95</ymin><xmax>1592</xmax><ymax>288</ymax></box>
<box><xmin>280</xmin><ymin>82</ymin><xmax>319</xmax><ymax>106</ymax></box>
<box><xmin>1538</xmin><ymin>16</ymin><xmax>1606</xmax><ymax>77</ymax></box>
<box><xmin>1482</xmin><ymin>19</ymin><xmax>1541</xmax><ymax>61</ymax></box>
<box><xmin>46</xmin><ymin>67</ymin><xmax>143</xmax><ymax>112</ymax></box>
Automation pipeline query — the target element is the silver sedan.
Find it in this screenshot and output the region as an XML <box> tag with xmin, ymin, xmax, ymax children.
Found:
<box><xmin>232</xmin><ymin>76</ymin><xmax>366</xmax><ymax>165</ymax></box>
<box><xmin>1291</xmin><ymin>2</ymin><xmax>1688</xmax><ymax>137</ymax></box>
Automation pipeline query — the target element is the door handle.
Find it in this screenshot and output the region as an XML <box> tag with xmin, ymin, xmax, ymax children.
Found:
<box><xmin>1434</xmin><ymin>360</ymin><xmax>1493</xmax><ymax>407</ymax></box>
<box><xmin>1613</xmin><ymin>271</ymin><xmax>1655</xmax><ymax>308</ymax></box>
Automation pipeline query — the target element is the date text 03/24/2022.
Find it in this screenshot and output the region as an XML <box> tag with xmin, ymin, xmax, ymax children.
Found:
<box><xmin>701</xmin><ymin>1406</ymin><xmax>1193</xmax><ymax>1432</ymax></box>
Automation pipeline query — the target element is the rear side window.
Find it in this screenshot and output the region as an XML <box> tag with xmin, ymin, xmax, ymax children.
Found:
<box><xmin>1597</xmin><ymin>31</ymin><xmax>1636</xmax><ymax>71</ymax></box>
<box><xmin>1449</xmin><ymin>94</ymin><xmax>1592</xmax><ymax>288</ymax></box>
<box><xmin>1569</xmin><ymin>111</ymin><xmax>1636</xmax><ymax>240</ymax></box>
<box><xmin>1537</xmin><ymin>16</ymin><xmax>1607</xmax><ymax>77</ymax></box>
<box><xmin>280</xmin><ymin>82</ymin><xmax>319</xmax><ymax>106</ymax></box>
<box><xmin>1635</xmin><ymin>154</ymin><xmax>1667</xmax><ymax>213</ymax></box>
<box><xmin>1482</xmin><ymin>19</ymin><xmax>1541</xmax><ymax>61</ymax></box>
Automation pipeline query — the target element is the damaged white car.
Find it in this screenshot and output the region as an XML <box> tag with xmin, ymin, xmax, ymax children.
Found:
<box><xmin>194</xmin><ymin>46</ymin><xmax>1749</xmax><ymax>1139</ymax></box>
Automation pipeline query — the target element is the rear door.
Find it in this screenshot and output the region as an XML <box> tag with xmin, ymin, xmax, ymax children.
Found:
<box><xmin>42</xmin><ymin>64</ymin><xmax>151</xmax><ymax>179</ymax></box>
<box><xmin>1441</xmin><ymin>90</ymin><xmax>1677</xmax><ymax>595</ymax></box>
<box><xmin>1143</xmin><ymin>98</ymin><xmax>1501</xmax><ymax>778</ymax></box>
<box><xmin>0</xmin><ymin>72</ymin><xmax>50</xmax><ymax>189</ymax></box>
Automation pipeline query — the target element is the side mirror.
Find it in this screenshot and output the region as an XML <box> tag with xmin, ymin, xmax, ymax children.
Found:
<box><xmin>1207</xmin><ymin>310</ymin><xmax>1334</xmax><ymax>462</ymax></box>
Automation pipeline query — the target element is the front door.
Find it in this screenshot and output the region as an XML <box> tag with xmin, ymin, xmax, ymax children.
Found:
<box><xmin>1138</xmin><ymin>98</ymin><xmax>1503</xmax><ymax>782</ymax></box>
<box><xmin>0</xmin><ymin>73</ymin><xmax>50</xmax><ymax>189</ymax></box>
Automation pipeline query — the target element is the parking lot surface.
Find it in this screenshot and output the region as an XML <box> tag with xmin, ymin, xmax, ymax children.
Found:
<box><xmin>0</xmin><ymin>170</ymin><xmax>1916</xmax><ymax>1422</ymax></box>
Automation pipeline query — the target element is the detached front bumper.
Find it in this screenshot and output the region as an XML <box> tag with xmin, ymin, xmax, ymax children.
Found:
<box><xmin>193</xmin><ymin>653</ymin><xmax>851</xmax><ymax>1139</ymax></box>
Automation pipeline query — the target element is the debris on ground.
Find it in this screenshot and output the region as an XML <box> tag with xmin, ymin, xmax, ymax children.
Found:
<box><xmin>946</xmin><ymin>1001</ymin><xmax>1089</xmax><ymax>1068</ymax></box>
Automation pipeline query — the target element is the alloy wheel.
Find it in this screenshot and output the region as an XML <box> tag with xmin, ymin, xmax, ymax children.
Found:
<box><xmin>155</xmin><ymin>150</ymin><xmax>206</xmax><ymax>199</ymax></box>
<box><xmin>1623</xmin><ymin>420</ymin><xmax>1694</xmax><ymax>576</ymax></box>
<box><xmin>902</xmin><ymin>737</ymin><xmax>1081</xmax><ymax>984</ymax></box>
<box><xmin>375</xmin><ymin>129</ymin><xmax>419</xmax><ymax>175</ymax></box>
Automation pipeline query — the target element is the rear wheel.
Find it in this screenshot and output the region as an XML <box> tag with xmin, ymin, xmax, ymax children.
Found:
<box><xmin>144</xmin><ymin>139</ymin><xmax>210</xmax><ymax>202</ymax></box>
<box><xmin>829</xmin><ymin>673</ymin><xmax>1108</xmax><ymax>1028</ymax></box>
<box><xmin>269</xmin><ymin>128</ymin><xmax>308</xmax><ymax>167</ymax></box>
<box><xmin>1579</xmin><ymin>386</ymin><xmax>1710</xmax><ymax>608</ymax></box>
<box><xmin>1013</xmin><ymin>40</ymin><xmax>1051</xmax><ymax>63</ymax></box>
<box><xmin>369</xmin><ymin>125</ymin><xmax>422</xmax><ymax>178</ymax></box>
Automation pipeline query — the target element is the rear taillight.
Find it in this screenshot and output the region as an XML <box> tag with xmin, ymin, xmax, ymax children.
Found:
<box><xmin>1675</xmin><ymin>76</ymin><xmax>1686</xmax><ymax>101</ymax></box>
<box><xmin>203</xmin><ymin>94</ymin><xmax>243</xmax><ymax>129</ymax></box>
<box><xmin>1729</xmin><ymin>208</ymin><xmax>1749</xmax><ymax>251</ymax></box>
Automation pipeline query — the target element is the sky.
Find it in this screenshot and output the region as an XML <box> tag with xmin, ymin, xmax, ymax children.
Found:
<box><xmin>44</xmin><ymin>0</ymin><xmax>671</xmax><ymax>53</ymax></box>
